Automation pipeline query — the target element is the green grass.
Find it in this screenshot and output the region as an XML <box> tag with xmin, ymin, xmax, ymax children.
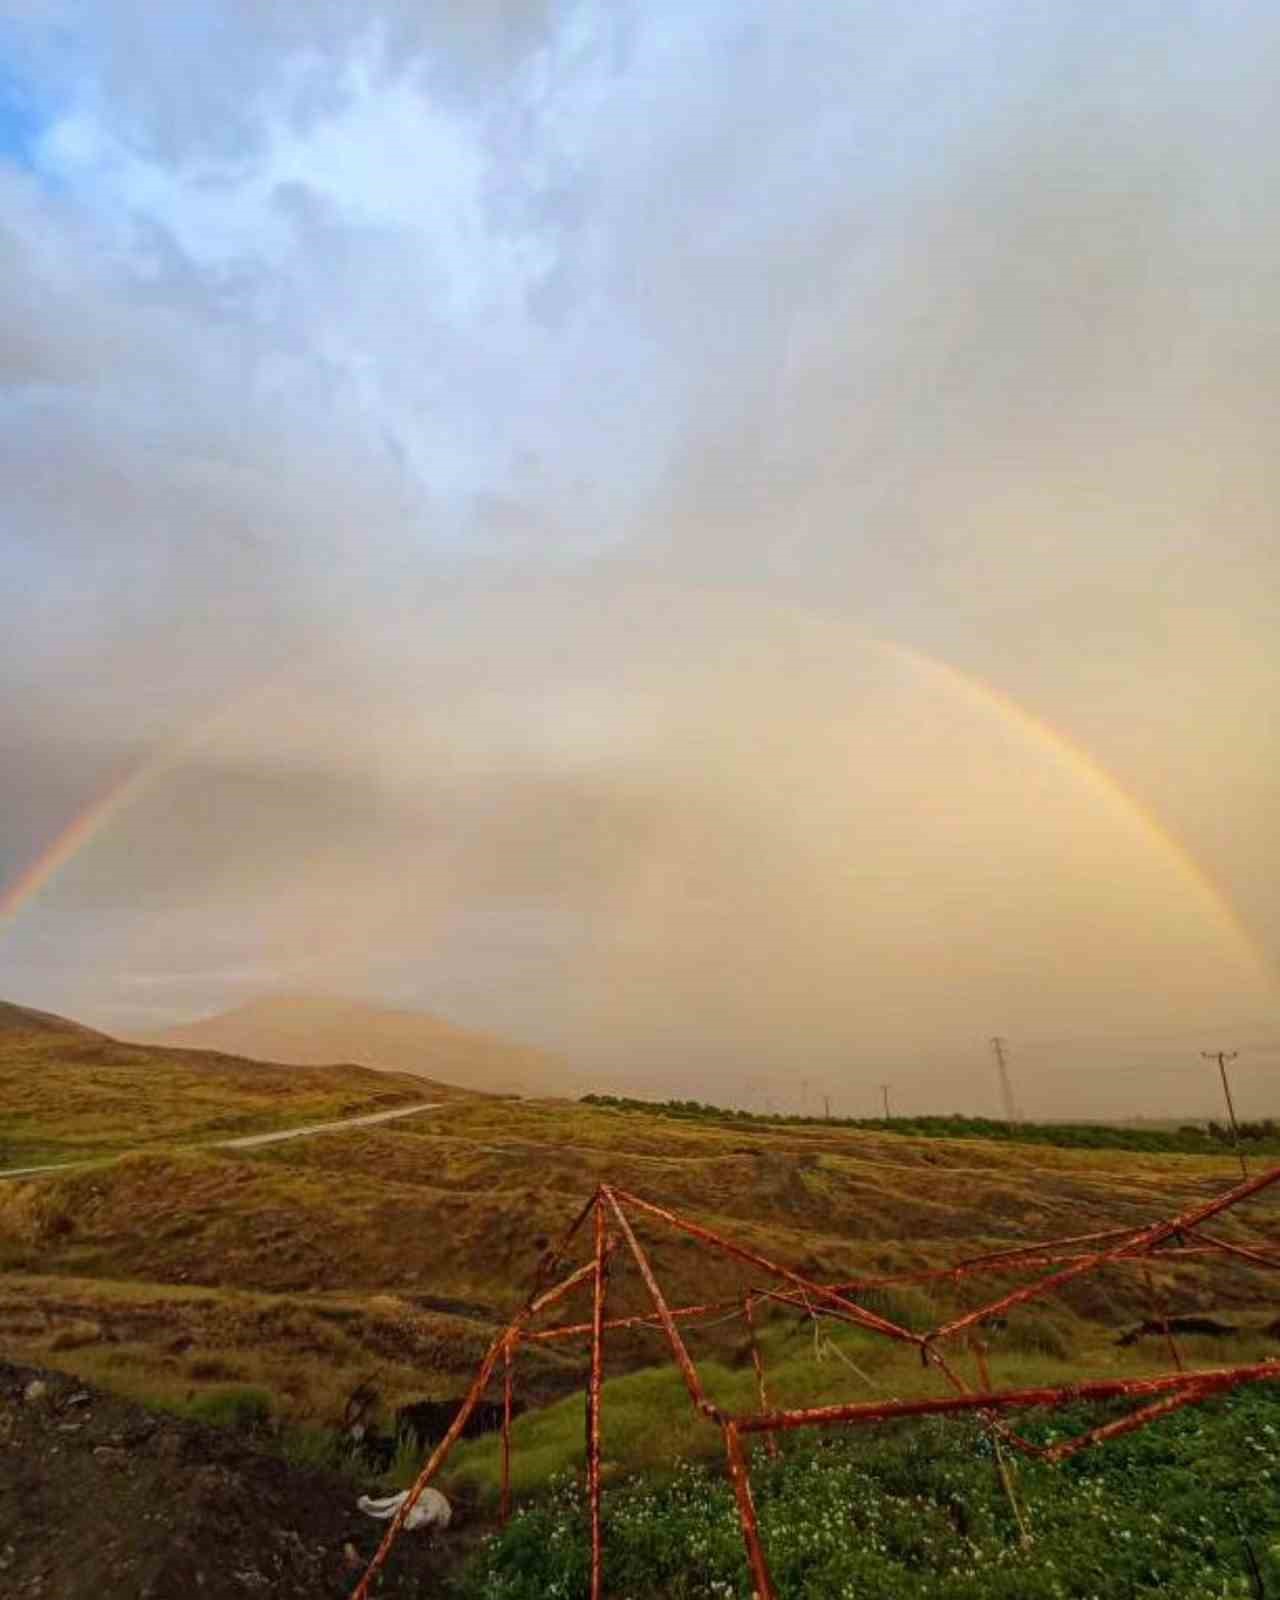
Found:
<box><xmin>182</xmin><ymin>1382</ymin><xmax>275</xmax><ymax>1430</ymax></box>
<box><xmin>455</xmin><ymin>1382</ymin><xmax>1280</xmax><ymax>1598</ymax></box>
<box><xmin>431</xmin><ymin>1306</ymin><xmax>1255</xmax><ymax>1509</ymax></box>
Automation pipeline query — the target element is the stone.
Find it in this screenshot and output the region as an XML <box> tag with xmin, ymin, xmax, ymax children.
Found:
<box><xmin>22</xmin><ymin>1380</ymin><xmax>47</xmax><ymax>1406</ymax></box>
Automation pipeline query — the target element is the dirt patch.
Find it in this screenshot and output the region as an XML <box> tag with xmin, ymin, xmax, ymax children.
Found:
<box><xmin>0</xmin><ymin>1360</ymin><xmax>471</xmax><ymax>1599</ymax></box>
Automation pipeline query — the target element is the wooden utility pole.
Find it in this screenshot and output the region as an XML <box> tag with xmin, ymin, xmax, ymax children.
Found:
<box><xmin>1201</xmin><ymin>1051</ymin><xmax>1246</xmax><ymax>1179</ymax></box>
<box><xmin>880</xmin><ymin>1083</ymin><xmax>892</xmax><ymax>1120</ymax></box>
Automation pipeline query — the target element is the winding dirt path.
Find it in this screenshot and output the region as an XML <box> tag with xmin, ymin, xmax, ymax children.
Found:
<box><xmin>0</xmin><ymin>1100</ymin><xmax>443</xmax><ymax>1179</ymax></box>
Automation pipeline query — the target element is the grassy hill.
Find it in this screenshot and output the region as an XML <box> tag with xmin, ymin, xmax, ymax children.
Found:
<box><xmin>1</xmin><ymin>994</ymin><xmax>1277</xmax><ymax>1582</ymax></box>
<box><xmin>0</xmin><ymin>998</ymin><xmax>468</xmax><ymax>1170</ymax></box>
<box><xmin>133</xmin><ymin>993</ymin><xmax>577</xmax><ymax>1098</ymax></box>
<box><xmin>2</xmin><ymin>1041</ymin><xmax>1276</xmax><ymax>1446</ymax></box>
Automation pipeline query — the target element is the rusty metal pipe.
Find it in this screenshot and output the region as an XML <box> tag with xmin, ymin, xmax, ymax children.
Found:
<box><xmin>929</xmin><ymin>1163</ymin><xmax>1280</xmax><ymax>1343</ymax></box>
<box><xmin>744</xmin><ymin>1295</ymin><xmax>779</xmax><ymax>1459</ymax></box>
<box><xmin>588</xmin><ymin>1199</ymin><xmax>608</xmax><ymax>1600</ymax></box>
<box><xmin>734</xmin><ymin>1360</ymin><xmax>1280</xmax><ymax>1436</ymax></box>
<box><xmin>611</xmin><ymin>1186</ymin><xmax>922</xmax><ymax>1346</ymax></box>
<box><xmin>602</xmin><ymin>1187</ymin><xmax>720</xmax><ymax>1419</ymax></box>
<box><xmin>500</xmin><ymin>1336</ymin><xmax>515</xmax><ymax>1526</ymax></box>
<box><xmin>723</xmin><ymin>1420</ymin><xmax>777</xmax><ymax>1600</ymax></box>
<box><xmin>351</xmin><ymin>1198</ymin><xmax>609</xmax><ymax>1600</ymax></box>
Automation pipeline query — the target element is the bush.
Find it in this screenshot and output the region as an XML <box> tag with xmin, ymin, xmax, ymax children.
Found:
<box><xmin>1000</xmin><ymin>1312</ymin><xmax>1073</xmax><ymax>1361</ymax></box>
<box><xmin>185</xmin><ymin>1383</ymin><xmax>275</xmax><ymax>1432</ymax></box>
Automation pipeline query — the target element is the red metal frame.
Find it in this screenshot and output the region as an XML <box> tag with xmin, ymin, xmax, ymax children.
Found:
<box><xmin>350</xmin><ymin>1164</ymin><xmax>1280</xmax><ymax>1600</ymax></box>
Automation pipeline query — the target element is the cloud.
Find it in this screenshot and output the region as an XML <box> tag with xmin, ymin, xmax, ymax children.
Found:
<box><xmin>2</xmin><ymin>2</ymin><xmax>1278</xmax><ymax>1112</ymax></box>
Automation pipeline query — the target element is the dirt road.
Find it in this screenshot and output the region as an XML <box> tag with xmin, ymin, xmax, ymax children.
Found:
<box><xmin>217</xmin><ymin>1101</ymin><xmax>441</xmax><ymax>1148</ymax></box>
<box><xmin>0</xmin><ymin>1101</ymin><xmax>442</xmax><ymax>1179</ymax></box>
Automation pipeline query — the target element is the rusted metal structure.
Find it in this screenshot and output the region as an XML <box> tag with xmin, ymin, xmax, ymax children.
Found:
<box><xmin>351</xmin><ymin>1162</ymin><xmax>1280</xmax><ymax>1600</ymax></box>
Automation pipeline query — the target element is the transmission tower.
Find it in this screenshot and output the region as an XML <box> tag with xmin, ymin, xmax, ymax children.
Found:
<box><xmin>990</xmin><ymin>1036</ymin><xmax>1020</xmax><ymax>1124</ymax></box>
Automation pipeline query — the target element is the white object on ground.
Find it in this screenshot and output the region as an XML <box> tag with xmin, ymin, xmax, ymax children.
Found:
<box><xmin>356</xmin><ymin>1487</ymin><xmax>452</xmax><ymax>1532</ymax></box>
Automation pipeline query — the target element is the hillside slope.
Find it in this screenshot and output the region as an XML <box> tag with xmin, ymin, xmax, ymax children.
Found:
<box><xmin>0</xmin><ymin>997</ymin><xmax>107</xmax><ymax>1040</ymax></box>
<box><xmin>0</xmin><ymin>1359</ymin><xmax>453</xmax><ymax>1598</ymax></box>
<box><xmin>135</xmin><ymin>994</ymin><xmax>576</xmax><ymax>1098</ymax></box>
<box><xmin>0</xmin><ymin>996</ymin><xmax>455</xmax><ymax>1169</ymax></box>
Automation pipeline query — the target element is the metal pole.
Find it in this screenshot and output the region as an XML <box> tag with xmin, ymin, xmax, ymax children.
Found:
<box><xmin>1202</xmin><ymin>1051</ymin><xmax>1246</xmax><ymax>1179</ymax></box>
<box><xmin>1142</xmin><ymin>1265</ymin><xmax>1183</xmax><ymax>1373</ymax></box>
<box><xmin>743</xmin><ymin>1296</ymin><xmax>779</xmax><ymax>1459</ymax></box>
<box><xmin>588</xmin><ymin>1196</ymin><xmax>608</xmax><ymax>1600</ymax></box>
<box><xmin>723</xmin><ymin>1420</ymin><xmax>777</xmax><ymax>1600</ymax></box>
<box><xmin>500</xmin><ymin>1336</ymin><xmax>515</xmax><ymax>1526</ymax></box>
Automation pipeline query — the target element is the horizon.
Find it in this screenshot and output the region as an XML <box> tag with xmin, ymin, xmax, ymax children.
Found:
<box><xmin>50</xmin><ymin>987</ymin><xmax>1278</xmax><ymax>1126</ymax></box>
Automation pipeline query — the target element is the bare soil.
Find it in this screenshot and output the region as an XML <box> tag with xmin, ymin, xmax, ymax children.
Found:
<box><xmin>0</xmin><ymin>1360</ymin><xmax>467</xmax><ymax>1599</ymax></box>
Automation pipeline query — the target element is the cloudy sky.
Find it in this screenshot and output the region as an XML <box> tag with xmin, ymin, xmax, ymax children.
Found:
<box><xmin>2</xmin><ymin>1</ymin><xmax>1278</xmax><ymax>1116</ymax></box>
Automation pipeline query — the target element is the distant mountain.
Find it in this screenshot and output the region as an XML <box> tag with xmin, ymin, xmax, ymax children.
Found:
<box><xmin>134</xmin><ymin>994</ymin><xmax>575</xmax><ymax>1098</ymax></box>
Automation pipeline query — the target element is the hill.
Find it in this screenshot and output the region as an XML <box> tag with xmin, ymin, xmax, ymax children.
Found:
<box><xmin>2</xmin><ymin>1006</ymin><xmax>1277</xmax><ymax>1570</ymax></box>
<box><xmin>3</xmin><ymin>1087</ymin><xmax>1276</xmax><ymax>1430</ymax></box>
<box><xmin>134</xmin><ymin>994</ymin><xmax>576</xmax><ymax>1098</ymax></box>
<box><xmin>0</xmin><ymin>997</ymin><xmax>108</xmax><ymax>1040</ymax></box>
<box><xmin>0</xmin><ymin>996</ymin><xmax>463</xmax><ymax>1170</ymax></box>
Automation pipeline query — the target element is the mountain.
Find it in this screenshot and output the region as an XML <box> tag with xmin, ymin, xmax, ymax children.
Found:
<box><xmin>134</xmin><ymin>994</ymin><xmax>576</xmax><ymax>1098</ymax></box>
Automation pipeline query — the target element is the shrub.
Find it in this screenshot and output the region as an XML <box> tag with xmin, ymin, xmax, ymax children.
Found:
<box><xmin>185</xmin><ymin>1383</ymin><xmax>275</xmax><ymax>1432</ymax></box>
<box><xmin>1000</xmin><ymin>1312</ymin><xmax>1073</xmax><ymax>1360</ymax></box>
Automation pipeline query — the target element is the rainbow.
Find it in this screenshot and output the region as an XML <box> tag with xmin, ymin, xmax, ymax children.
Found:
<box><xmin>0</xmin><ymin>758</ymin><xmax>163</xmax><ymax>928</ymax></box>
<box><xmin>0</xmin><ymin>633</ymin><xmax>1272</xmax><ymax>990</ymax></box>
<box><xmin>875</xmin><ymin>637</ymin><xmax>1273</xmax><ymax>987</ymax></box>
<box><xmin>0</xmin><ymin>659</ymin><xmax>300</xmax><ymax>933</ymax></box>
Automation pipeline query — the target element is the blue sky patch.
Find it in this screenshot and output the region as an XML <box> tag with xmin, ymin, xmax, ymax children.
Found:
<box><xmin>0</xmin><ymin>65</ymin><xmax>47</xmax><ymax>170</ymax></box>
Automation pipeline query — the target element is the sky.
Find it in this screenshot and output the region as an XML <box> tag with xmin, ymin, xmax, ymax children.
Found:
<box><xmin>2</xmin><ymin>1</ymin><xmax>1278</xmax><ymax>1118</ymax></box>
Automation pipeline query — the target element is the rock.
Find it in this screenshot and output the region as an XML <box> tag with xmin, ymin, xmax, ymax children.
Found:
<box><xmin>93</xmin><ymin>1445</ymin><xmax>128</xmax><ymax>1467</ymax></box>
<box><xmin>22</xmin><ymin>1380</ymin><xmax>47</xmax><ymax>1406</ymax></box>
<box><xmin>65</xmin><ymin>1391</ymin><xmax>91</xmax><ymax>1407</ymax></box>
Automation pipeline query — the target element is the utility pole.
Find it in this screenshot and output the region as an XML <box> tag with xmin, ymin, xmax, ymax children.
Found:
<box><xmin>1201</xmin><ymin>1051</ymin><xmax>1246</xmax><ymax>1179</ymax></box>
<box><xmin>990</xmin><ymin>1036</ymin><xmax>1020</xmax><ymax>1125</ymax></box>
<box><xmin>823</xmin><ymin>1094</ymin><xmax>831</xmax><ymax>1122</ymax></box>
<box><xmin>879</xmin><ymin>1083</ymin><xmax>892</xmax><ymax>1121</ymax></box>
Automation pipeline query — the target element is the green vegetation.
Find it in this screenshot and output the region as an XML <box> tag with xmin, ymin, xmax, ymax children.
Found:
<box><xmin>457</xmin><ymin>1385</ymin><xmax>1280</xmax><ymax>1598</ymax></box>
<box><xmin>430</xmin><ymin>1310</ymin><xmax>1276</xmax><ymax>1508</ymax></box>
<box><xmin>183</xmin><ymin>1382</ymin><xmax>275</xmax><ymax>1430</ymax></box>
<box><xmin>581</xmin><ymin>1095</ymin><xmax>1280</xmax><ymax>1157</ymax></box>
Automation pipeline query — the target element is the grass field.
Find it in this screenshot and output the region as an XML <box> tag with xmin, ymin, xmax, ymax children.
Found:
<box><xmin>0</xmin><ymin>999</ymin><xmax>465</xmax><ymax>1168</ymax></box>
<box><xmin>1</xmin><ymin>998</ymin><xmax>1276</xmax><ymax>1541</ymax></box>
